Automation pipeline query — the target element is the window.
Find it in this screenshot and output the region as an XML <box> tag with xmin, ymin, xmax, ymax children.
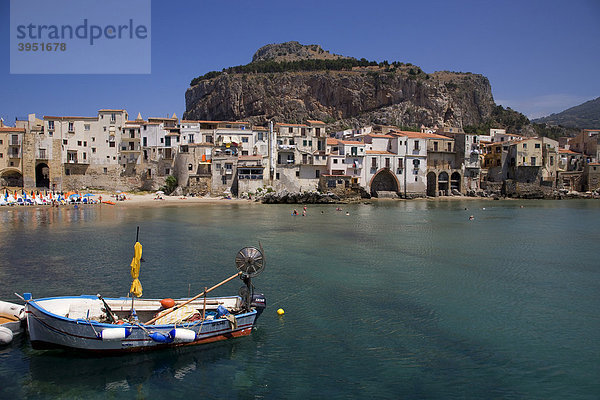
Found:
<box><xmin>68</xmin><ymin>122</ymin><xmax>74</xmax><ymax>132</ymax></box>
<box><xmin>84</xmin><ymin>124</ymin><xmax>90</xmax><ymax>131</ymax></box>
<box><xmin>398</xmin><ymin>159</ymin><xmax>403</xmax><ymax>170</ymax></box>
<box><xmin>296</xmin><ymin>170</ymin><xmax>300</xmax><ymax>177</ymax></box>
<box><xmin>550</xmin><ymin>156</ymin><xmax>554</xmax><ymax>166</ymax></box>
<box><xmin>303</xmin><ymin>140</ymin><xmax>307</xmax><ymax>146</ymax></box>
<box><xmin>371</xmin><ymin>158</ymin><xmax>377</xmax><ymax>168</ymax></box>
<box><xmin>111</xmin><ymin>113</ymin><xmax>116</xmax><ymax>123</ymax></box>
<box><xmin>288</xmin><ymin>127</ymin><xmax>293</xmax><ymax>133</ymax></box>
<box><xmin>308</xmin><ymin>140</ymin><xmax>312</xmax><ymax>146</ymax></box>
<box><xmin>413</xmin><ymin>159</ymin><xmax>420</xmax><ymax>168</ymax></box>
<box><xmin>165</xmin><ymin>168</ymin><xmax>170</xmax><ymax>175</ymax></box>
<box><xmin>0</xmin><ymin>154</ymin><xmax>3</xmax><ymax>158</ymax></box>
<box><xmin>385</xmin><ymin>158</ymin><xmax>390</xmax><ymax>169</ymax></box>
<box><xmin>83</xmin><ymin>152</ymin><xmax>87</xmax><ymax>160</ymax></box>
<box><xmin>39</xmin><ymin>149</ymin><xmax>46</xmax><ymax>159</ymax></box>
<box><xmin>414</xmin><ymin>141</ymin><xmax>420</xmax><ymax>151</ymax></box>
<box><xmin>495</xmin><ymin>147</ymin><xmax>501</xmax><ymax>153</ymax></box>
<box><xmin>301</xmin><ymin>128</ymin><xmax>306</xmax><ymax>136</ymax></box>
<box><xmin>523</xmin><ymin>143</ymin><xmax>527</xmax><ymax>149</ymax></box>
<box><xmin>48</xmin><ymin>121</ymin><xmax>54</xmax><ymax>130</ymax></box>
<box><xmin>83</xmin><ymin>141</ymin><xmax>87</xmax><ymax>147</ymax></box>
<box><xmin>447</xmin><ymin>142</ymin><xmax>452</xmax><ymax>152</ymax></box>
<box><xmin>188</xmin><ymin>134</ymin><xmax>194</xmax><ymax>143</ymax></box>
<box><xmin>160</xmin><ymin>138</ymin><xmax>164</xmax><ymax>144</ymax></box>
<box><xmin>289</xmin><ymin>139</ymin><xmax>294</xmax><ymax>145</ymax></box>
<box><xmin>242</xmin><ymin>137</ymin><xmax>248</xmax><ymax>143</ymax></box>
<box><xmin>63</xmin><ymin>139</ymin><xmax>68</xmax><ymax>145</ymax></box>
<box><xmin>315</xmin><ymin>170</ymin><xmax>320</xmax><ymax>178</ymax></box>
<box><xmin>257</xmin><ymin>132</ymin><xmax>264</xmax><ymax>141</ymax></box>
<box><xmin>315</xmin><ymin>128</ymin><xmax>321</xmax><ymax>137</ymax></box>
<box><xmin>276</xmin><ymin>173</ymin><xmax>280</xmax><ymax>179</ymax></box>
<box><xmin>109</xmin><ymin>142</ymin><xmax>115</xmax><ymax>147</ymax></box>
<box><xmin>188</xmin><ymin>164</ymin><xmax>193</xmax><ymax>171</ymax></box>
<box><xmin>242</xmin><ymin>151</ymin><xmax>248</xmax><ymax>156</ymax></box>
<box><xmin>103</xmin><ymin>127</ymin><xmax>107</xmax><ymax>132</ymax></box>
<box><xmin>65</xmin><ymin>168</ymin><xmax>70</xmax><ymax>176</ymax></box>
<box><xmin>143</xmin><ymin>137</ymin><xmax>147</xmax><ymax>146</ymax></box>
<box><xmin>333</xmin><ymin>159</ymin><xmax>338</xmax><ymax>164</ymax></box>
<box><xmin>433</xmin><ymin>142</ymin><xmax>438</xmax><ymax>151</ymax></box>
<box><xmin>77</xmin><ymin>141</ymin><xmax>82</xmax><ymax>146</ymax></box>
<box><xmin>92</xmin><ymin>137</ymin><xmax>95</xmax><ymax>142</ymax></box>
<box><xmin>535</xmin><ymin>143</ymin><xmax>541</xmax><ymax>148</ymax></box>
<box><xmin>496</xmin><ymin>159</ymin><xmax>501</xmax><ymax>166</ymax></box>
<box><xmin>92</xmin><ymin>148</ymin><xmax>96</xmax><ymax>153</ymax></box>
<box><xmin>531</xmin><ymin>157</ymin><xmax>536</xmax><ymax>165</ymax></box>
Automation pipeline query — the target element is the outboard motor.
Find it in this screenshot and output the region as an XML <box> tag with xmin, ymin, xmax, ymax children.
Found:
<box><xmin>250</xmin><ymin>293</ymin><xmax>266</xmax><ymax>317</ymax></box>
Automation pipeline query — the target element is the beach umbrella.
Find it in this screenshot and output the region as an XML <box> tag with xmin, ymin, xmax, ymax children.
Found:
<box><xmin>155</xmin><ymin>190</ymin><xmax>164</xmax><ymax>195</ymax></box>
<box><xmin>69</xmin><ymin>193</ymin><xmax>80</xmax><ymax>199</ymax></box>
<box><xmin>82</xmin><ymin>193</ymin><xmax>94</xmax><ymax>197</ymax></box>
<box><xmin>130</xmin><ymin>241</ymin><xmax>143</xmax><ymax>298</ymax></box>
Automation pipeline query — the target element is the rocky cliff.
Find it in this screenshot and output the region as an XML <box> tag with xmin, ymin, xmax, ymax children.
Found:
<box><xmin>184</xmin><ymin>42</ymin><xmax>497</xmax><ymax>129</ymax></box>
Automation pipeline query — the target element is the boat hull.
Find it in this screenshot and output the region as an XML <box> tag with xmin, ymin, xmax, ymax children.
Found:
<box><xmin>0</xmin><ymin>300</ymin><xmax>25</xmax><ymax>336</ymax></box>
<box><xmin>26</xmin><ymin>296</ymin><xmax>259</xmax><ymax>353</ymax></box>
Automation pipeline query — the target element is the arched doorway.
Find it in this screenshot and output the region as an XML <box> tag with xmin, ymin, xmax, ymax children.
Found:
<box><xmin>450</xmin><ymin>172</ymin><xmax>461</xmax><ymax>193</ymax></box>
<box><xmin>438</xmin><ymin>171</ymin><xmax>449</xmax><ymax>195</ymax></box>
<box><xmin>370</xmin><ymin>169</ymin><xmax>398</xmax><ymax>197</ymax></box>
<box><xmin>427</xmin><ymin>172</ymin><xmax>437</xmax><ymax>197</ymax></box>
<box><xmin>36</xmin><ymin>163</ymin><xmax>50</xmax><ymax>188</ymax></box>
<box><xmin>0</xmin><ymin>169</ymin><xmax>23</xmax><ymax>187</ymax></box>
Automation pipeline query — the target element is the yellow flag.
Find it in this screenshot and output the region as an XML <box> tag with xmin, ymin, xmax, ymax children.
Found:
<box><xmin>129</xmin><ymin>242</ymin><xmax>143</xmax><ymax>297</ymax></box>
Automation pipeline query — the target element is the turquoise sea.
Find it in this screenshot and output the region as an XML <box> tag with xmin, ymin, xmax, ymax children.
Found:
<box><xmin>0</xmin><ymin>199</ymin><xmax>598</xmax><ymax>399</ymax></box>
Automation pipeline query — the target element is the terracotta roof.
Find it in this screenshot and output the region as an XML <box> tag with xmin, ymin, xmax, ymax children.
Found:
<box><xmin>367</xmin><ymin>134</ymin><xmax>394</xmax><ymax>138</ymax></box>
<box><xmin>366</xmin><ymin>150</ymin><xmax>394</xmax><ymax>155</ymax></box>
<box><xmin>392</xmin><ymin>130</ymin><xmax>451</xmax><ymax>140</ymax></box>
<box><xmin>338</xmin><ymin>140</ymin><xmax>363</xmax><ymax>145</ymax></box>
<box><xmin>307</xmin><ymin>120</ymin><xmax>325</xmax><ymax>124</ymax></box>
<box><xmin>276</xmin><ymin>123</ymin><xmax>308</xmax><ymax>127</ymax></box>
<box><xmin>559</xmin><ymin>149</ymin><xmax>581</xmax><ymax>154</ymax></box>
<box><xmin>252</xmin><ymin>126</ymin><xmax>268</xmax><ymax>131</ymax></box>
<box><xmin>0</xmin><ymin>127</ymin><xmax>25</xmax><ymax>133</ymax></box>
<box><xmin>326</xmin><ymin>138</ymin><xmax>339</xmax><ymax>145</ymax></box>
<box><xmin>44</xmin><ymin>116</ymin><xmax>97</xmax><ymax>120</ymax></box>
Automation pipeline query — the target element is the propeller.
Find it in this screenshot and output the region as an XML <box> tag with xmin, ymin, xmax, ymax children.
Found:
<box><xmin>235</xmin><ymin>245</ymin><xmax>265</xmax><ymax>278</ymax></box>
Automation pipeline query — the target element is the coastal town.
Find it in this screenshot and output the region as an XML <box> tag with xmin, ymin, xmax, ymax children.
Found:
<box><xmin>0</xmin><ymin>110</ymin><xmax>599</xmax><ymax>201</ymax></box>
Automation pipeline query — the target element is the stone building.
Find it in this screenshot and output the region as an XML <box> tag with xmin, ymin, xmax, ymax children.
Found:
<box><xmin>273</xmin><ymin>121</ymin><xmax>327</xmax><ymax>192</ymax></box>
<box><xmin>0</xmin><ymin>126</ymin><xmax>25</xmax><ymax>187</ymax></box>
<box><xmin>568</xmin><ymin>129</ymin><xmax>600</xmax><ymax>162</ymax></box>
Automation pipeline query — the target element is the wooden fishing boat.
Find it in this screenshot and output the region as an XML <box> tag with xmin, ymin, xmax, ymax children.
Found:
<box><xmin>24</xmin><ymin>245</ymin><xmax>266</xmax><ymax>353</ymax></box>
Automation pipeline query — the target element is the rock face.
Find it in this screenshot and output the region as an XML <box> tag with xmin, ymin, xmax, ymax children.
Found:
<box><xmin>184</xmin><ymin>43</ymin><xmax>497</xmax><ymax>128</ymax></box>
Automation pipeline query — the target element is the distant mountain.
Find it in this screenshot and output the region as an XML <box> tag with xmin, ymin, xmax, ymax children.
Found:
<box><xmin>533</xmin><ymin>97</ymin><xmax>600</xmax><ymax>128</ymax></box>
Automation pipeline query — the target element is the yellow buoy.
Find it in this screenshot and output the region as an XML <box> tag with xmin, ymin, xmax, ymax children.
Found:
<box><xmin>277</xmin><ymin>308</ymin><xmax>285</xmax><ymax>315</ymax></box>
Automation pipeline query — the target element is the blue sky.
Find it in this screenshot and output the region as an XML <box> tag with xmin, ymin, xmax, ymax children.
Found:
<box><xmin>1</xmin><ymin>0</ymin><xmax>599</xmax><ymax>124</ymax></box>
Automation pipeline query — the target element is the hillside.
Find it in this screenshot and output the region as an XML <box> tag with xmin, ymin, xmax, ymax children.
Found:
<box><xmin>184</xmin><ymin>42</ymin><xmax>523</xmax><ymax>131</ymax></box>
<box><xmin>533</xmin><ymin>97</ymin><xmax>600</xmax><ymax>128</ymax></box>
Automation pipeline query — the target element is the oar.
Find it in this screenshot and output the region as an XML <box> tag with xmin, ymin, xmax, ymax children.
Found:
<box><xmin>145</xmin><ymin>272</ymin><xmax>241</xmax><ymax>325</ymax></box>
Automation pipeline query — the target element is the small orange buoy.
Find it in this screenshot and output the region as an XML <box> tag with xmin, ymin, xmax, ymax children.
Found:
<box><xmin>160</xmin><ymin>298</ymin><xmax>175</xmax><ymax>309</ymax></box>
<box><xmin>116</xmin><ymin>320</ymin><xmax>125</xmax><ymax>325</ymax></box>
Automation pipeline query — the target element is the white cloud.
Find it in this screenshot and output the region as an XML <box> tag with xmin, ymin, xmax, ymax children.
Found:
<box><xmin>496</xmin><ymin>94</ymin><xmax>592</xmax><ymax>120</ymax></box>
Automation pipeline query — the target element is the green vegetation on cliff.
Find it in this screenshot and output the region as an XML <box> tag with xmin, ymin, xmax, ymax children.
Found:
<box><xmin>190</xmin><ymin>59</ymin><xmax>425</xmax><ymax>86</ymax></box>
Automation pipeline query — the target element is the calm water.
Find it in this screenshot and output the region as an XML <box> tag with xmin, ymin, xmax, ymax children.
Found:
<box><xmin>0</xmin><ymin>200</ymin><xmax>598</xmax><ymax>399</ymax></box>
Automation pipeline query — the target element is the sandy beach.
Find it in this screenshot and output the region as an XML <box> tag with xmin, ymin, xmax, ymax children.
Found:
<box><xmin>99</xmin><ymin>192</ymin><xmax>254</xmax><ymax>207</ymax></box>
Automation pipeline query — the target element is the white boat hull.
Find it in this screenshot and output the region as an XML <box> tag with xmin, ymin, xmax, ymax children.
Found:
<box><xmin>25</xmin><ymin>295</ymin><xmax>261</xmax><ymax>353</ymax></box>
<box><xmin>0</xmin><ymin>300</ymin><xmax>25</xmax><ymax>336</ymax></box>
